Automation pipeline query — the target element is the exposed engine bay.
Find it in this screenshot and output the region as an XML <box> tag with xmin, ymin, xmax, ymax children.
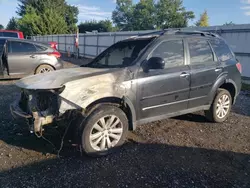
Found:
<box><xmin>12</xmin><ymin>88</ymin><xmax>71</xmax><ymax>135</ymax></box>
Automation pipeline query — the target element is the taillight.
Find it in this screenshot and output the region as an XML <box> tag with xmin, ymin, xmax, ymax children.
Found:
<box><xmin>236</xmin><ymin>62</ymin><xmax>242</xmax><ymax>74</ymax></box>
<box><xmin>49</xmin><ymin>42</ymin><xmax>58</xmax><ymax>50</ymax></box>
<box><xmin>48</xmin><ymin>51</ymin><xmax>61</xmax><ymax>58</ymax></box>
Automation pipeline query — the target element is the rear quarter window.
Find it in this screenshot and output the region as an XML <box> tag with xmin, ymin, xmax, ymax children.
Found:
<box><xmin>210</xmin><ymin>39</ymin><xmax>234</xmax><ymax>61</ymax></box>
<box><xmin>34</xmin><ymin>44</ymin><xmax>48</xmax><ymax>51</ymax></box>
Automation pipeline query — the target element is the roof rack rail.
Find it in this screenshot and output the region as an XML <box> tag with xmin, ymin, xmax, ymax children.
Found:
<box><xmin>137</xmin><ymin>29</ymin><xmax>180</xmax><ymax>37</ymax></box>
<box><xmin>128</xmin><ymin>29</ymin><xmax>219</xmax><ymax>39</ymax></box>
<box><xmin>137</xmin><ymin>30</ymin><xmax>164</xmax><ymax>37</ymax></box>
<box><xmin>176</xmin><ymin>30</ymin><xmax>219</xmax><ymax>37</ymax></box>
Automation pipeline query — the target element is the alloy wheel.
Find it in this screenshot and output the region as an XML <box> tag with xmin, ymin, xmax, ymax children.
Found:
<box><xmin>40</xmin><ymin>68</ymin><xmax>52</xmax><ymax>73</ymax></box>
<box><xmin>89</xmin><ymin>115</ymin><xmax>123</xmax><ymax>151</ymax></box>
<box><xmin>216</xmin><ymin>94</ymin><xmax>230</xmax><ymax>119</ymax></box>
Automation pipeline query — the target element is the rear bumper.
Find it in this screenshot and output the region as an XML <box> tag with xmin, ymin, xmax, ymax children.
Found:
<box><xmin>54</xmin><ymin>59</ymin><xmax>64</xmax><ymax>70</ymax></box>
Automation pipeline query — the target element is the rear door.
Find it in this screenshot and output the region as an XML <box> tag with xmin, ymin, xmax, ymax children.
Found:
<box><xmin>187</xmin><ymin>38</ymin><xmax>221</xmax><ymax>108</ymax></box>
<box><xmin>8</xmin><ymin>40</ymin><xmax>39</xmax><ymax>75</ymax></box>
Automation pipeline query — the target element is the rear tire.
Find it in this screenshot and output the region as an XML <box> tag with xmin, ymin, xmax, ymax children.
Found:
<box><xmin>80</xmin><ymin>105</ymin><xmax>128</xmax><ymax>157</ymax></box>
<box><xmin>35</xmin><ymin>65</ymin><xmax>54</xmax><ymax>74</ymax></box>
<box><xmin>205</xmin><ymin>89</ymin><xmax>232</xmax><ymax>123</ymax></box>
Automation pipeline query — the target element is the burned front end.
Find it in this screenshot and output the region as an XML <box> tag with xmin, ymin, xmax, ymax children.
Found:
<box><xmin>10</xmin><ymin>65</ymin><xmax>133</xmax><ymax>139</ymax></box>
<box><xmin>10</xmin><ymin>88</ymin><xmax>64</xmax><ymax>134</ymax></box>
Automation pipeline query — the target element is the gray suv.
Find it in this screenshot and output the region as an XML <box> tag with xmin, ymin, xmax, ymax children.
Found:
<box><xmin>10</xmin><ymin>30</ymin><xmax>241</xmax><ymax>156</ymax></box>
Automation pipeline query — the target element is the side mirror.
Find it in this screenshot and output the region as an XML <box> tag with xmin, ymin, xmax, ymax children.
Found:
<box><xmin>147</xmin><ymin>57</ymin><xmax>165</xmax><ymax>70</ymax></box>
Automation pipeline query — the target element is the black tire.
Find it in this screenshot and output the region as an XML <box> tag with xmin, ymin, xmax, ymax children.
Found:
<box><xmin>80</xmin><ymin>104</ymin><xmax>128</xmax><ymax>157</ymax></box>
<box><xmin>205</xmin><ymin>89</ymin><xmax>232</xmax><ymax>123</ymax></box>
<box><xmin>35</xmin><ymin>64</ymin><xmax>54</xmax><ymax>74</ymax></box>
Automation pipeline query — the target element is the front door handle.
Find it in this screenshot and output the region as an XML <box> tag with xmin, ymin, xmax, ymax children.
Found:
<box><xmin>180</xmin><ymin>72</ymin><xmax>190</xmax><ymax>78</ymax></box>
<box><xmin>30</xmin><ymin>55</ymin><xmax>36</xmax><ymax>58</ymax></box>
<box><xmin>215</xmin><ymin>67</ymin><xmax>223</xmax><ymax>73</ymax></box>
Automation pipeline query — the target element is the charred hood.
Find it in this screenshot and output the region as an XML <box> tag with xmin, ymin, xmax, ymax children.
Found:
<box><xmin>15</xmin><ymin>67</ymin><xmax>122</xmax><ymax>90</ymax></box>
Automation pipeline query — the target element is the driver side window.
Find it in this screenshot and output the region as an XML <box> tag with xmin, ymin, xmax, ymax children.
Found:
<box><xmin>151</xmin><ymin>40</ymin><xmax>184</xmax><ymax>68</ymax></box>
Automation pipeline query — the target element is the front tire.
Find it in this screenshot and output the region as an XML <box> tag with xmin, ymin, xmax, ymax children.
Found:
<box><xmin>81</xmin><ymin>105</ymin><xmax>128</xmax><ymax>157</ymax></box>
<box><xmin>205</xmin><ymin>89</ymin><xmax>232</xmax><ymax>123</ymax></box>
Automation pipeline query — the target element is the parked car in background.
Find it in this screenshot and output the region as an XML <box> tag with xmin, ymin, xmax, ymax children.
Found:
<box><xmin>0</xmin><ymin>30</ymin><xmax>58</xmax><ymax>50</ymax></box>
<box><xmin>0</xmin><ymin>30</ymin><xmax>24</xmax><ymax>39</ymax></box>
<box><xmin>0</xmin><ymin>37</ymin><xmax>63</xmax><ymax>79</ymax></box>
<box><xmin>10</xmin><ymin>30</ymin><xmax>241</xmax><ymax>157</ymax></box>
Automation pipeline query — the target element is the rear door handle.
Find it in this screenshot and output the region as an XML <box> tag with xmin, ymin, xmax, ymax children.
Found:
<box><xmin>30</xmin><ymin>55</ymin><xmax>36</xmax><ymax>58</ymax></box>
<box><xmin>215</xmin><ymin>67</ymin><xmax>223</xmax><ymax>73</ymax></box>
<box><xmin>180</xmin><ymin>72</ymin><xmax>190</xmax><ymax>78</ymax></box>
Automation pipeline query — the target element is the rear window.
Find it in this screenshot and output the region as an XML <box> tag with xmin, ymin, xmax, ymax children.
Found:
<box><xmin>0</xmin><ymin>32</ymin><xmax>18</xmax><ymax>38</ymax></box>
<box><xmin>11</xmin><ymin>41</ymin><xmax>37</xmax><ymax>53</ymax></box>
<box><xmin>210</xmin><ymin>39</ymin><xmax>234</xmax><ymax>61</ymax></box>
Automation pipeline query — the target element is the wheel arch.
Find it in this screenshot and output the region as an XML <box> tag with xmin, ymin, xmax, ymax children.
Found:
<box><xmin>209</xmin><ymin>75</ymin><xmax>238</xmax><ymax>104</ymax></box>
<box><xmin>85</xmin><ymin>96</ymin><xmax>137</xmax><ymax>131</ymax></box>
<box><xmin>219</xmin><ymin>80</ymin><xmax>237</xmax><ymax>104</ymax></box>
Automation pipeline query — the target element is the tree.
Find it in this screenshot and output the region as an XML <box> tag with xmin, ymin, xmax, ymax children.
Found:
<box><xmin>112</xmin><ymin>0</ymin><xmax>135</xmax><ymax>31</ymax></box>
<box><xmin>19</xmin><ymin>4</ymin><xmax>68</xmax><ymax>36</ymax></box>
<box><xmin>0</xmin><ymin>24</ymin><xmax>4</xmax><ymax>29</ymax></box>
<box><xmin>78</xmin><ymin>20</ymin><xmax>115</xmax><ymax>33</ymax></box>
<box><xmin>195</xmin><ymin>10</ymin><xmax>209</xmax><ymax>27</ymax></box>
<box><xmin>65</xmin><ymin>5</ymin><xmax>79</xmax><ymax>33</ymax></box>
<box><xmin>112</xmin><ymin>0</ymin><xmax>195</xmax><ymax>31</ymax></box>
<box><xmin>17</xmin><ymin>0</ymin><xmax>78</xmax><ymax>34</ymax></box>
<box><xmin>132</xmin><ymin>0</ymin><xmax>156</xmax><ymax>30</ymax></box>
<box><xmin>155</xmin><ymin>0</ymin><xmax>195</xmax><ymax>29</ymax></box>
<box><xmin>6</xmin><ymin>17</ymin><xmax>19</xmax><ymax>30</ymax></box>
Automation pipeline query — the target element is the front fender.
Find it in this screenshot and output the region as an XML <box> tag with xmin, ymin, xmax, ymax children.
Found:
<box><xmin>58</xmin><ymin>74</ymin><xmax>132</xmax><ymax>113</ymax></box>
<box><xmin>123</xmin><ymin>96</ymin><xmax>137</xmax><ymax>129</ymax></box>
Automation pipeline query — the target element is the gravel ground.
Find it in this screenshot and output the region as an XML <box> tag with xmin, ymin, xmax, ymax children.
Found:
<box><xmin>0</xmin><ymin>60</ymin><xmax>249</xmax><ymax>187</ymax></box>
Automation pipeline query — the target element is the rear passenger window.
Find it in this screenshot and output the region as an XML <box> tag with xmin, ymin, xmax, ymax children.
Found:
<box><xmin>11</xmin><ymin>41</ymin><xmax>37</xmax><ymax>53</ymax></box>
<box><xmin>210</xmin><ymin>39</ymin><xmax>233</xmax><ymax>61</ymax></box>
<box><xmin>151</xmin><ymin>40</ymin><xmax>184</xmax><ymax>68</ymax></box>
<box><xmin>188</xmin><ymin>40</ymin><xmax>214</xmax><ymax>65</ymax></box>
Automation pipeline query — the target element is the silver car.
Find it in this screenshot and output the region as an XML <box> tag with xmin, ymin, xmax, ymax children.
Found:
<box><xmin>0</xmin><ymin>38</ymin><xmax>63</xmax><ymax>79</ymax></box>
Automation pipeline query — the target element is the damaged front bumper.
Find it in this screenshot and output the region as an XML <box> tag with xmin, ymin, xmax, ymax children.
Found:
<box><xmin>10</xmin><ymin>95</ymin><xmax>32</xmax><ymax>119</ymax></box>
<box><xmin>10</xmin><ymin>89</ymin><xmax>67</xmax><ymax>134</ymax></box>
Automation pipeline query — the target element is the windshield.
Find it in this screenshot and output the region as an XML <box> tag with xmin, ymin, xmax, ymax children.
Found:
<box><xmin>83</xmin><ymin>39</ymin><xmax>153</xmax><ymax>68</ymax></box>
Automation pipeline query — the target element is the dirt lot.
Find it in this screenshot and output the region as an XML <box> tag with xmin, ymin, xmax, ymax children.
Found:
<box><xmin>0</xmin><ymin>60</ymin><xmax>249</xmax><ymax>187</ymax></box>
